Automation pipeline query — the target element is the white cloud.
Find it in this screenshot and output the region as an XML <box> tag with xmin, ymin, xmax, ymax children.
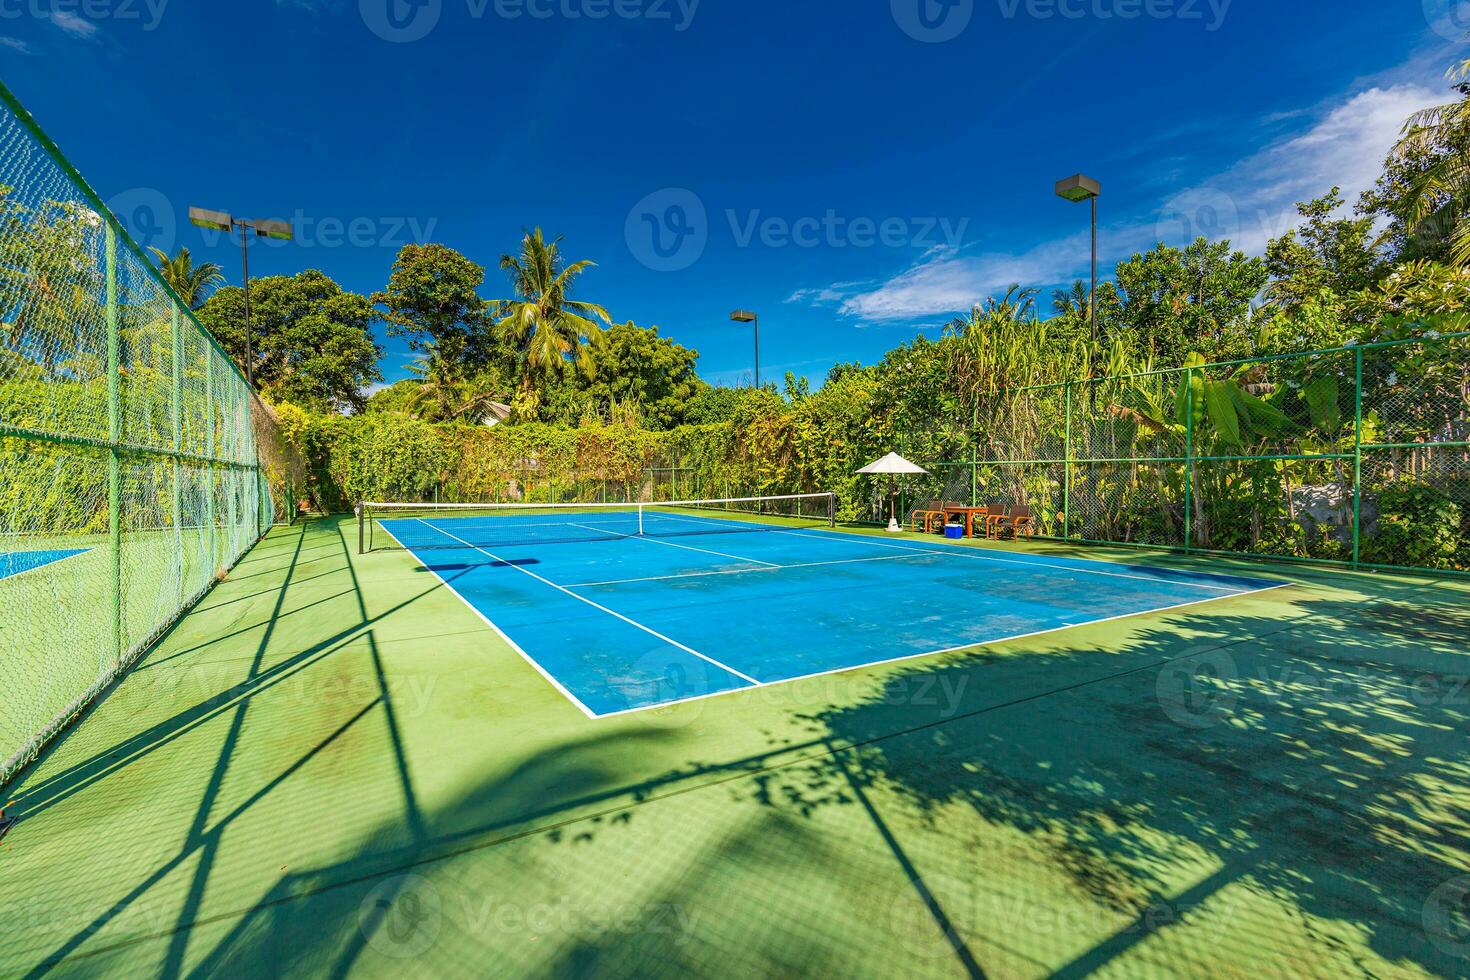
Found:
<box><xmin>1186</xmin><ymin>83</ymin><xmax>1441</xmax><ymax>255</ymax></box>
<box><xmin>0</xmin><ymin>37</ymin><xmax>32</xmax><ymax>53</ymax></box>
<box><xmin>837</xmin><ymin>239</ymin><xmax>1088</xmax><ymax>321</ymax></box>
<box><xmin>799</xmin><ymin>76</ymin><xmax>1444</xmax><ymax>323</ymax></box>
<box><xmin>49</xmin><ymin>10</ymin><xmax>99</xmax><ymax>38</ymax></box>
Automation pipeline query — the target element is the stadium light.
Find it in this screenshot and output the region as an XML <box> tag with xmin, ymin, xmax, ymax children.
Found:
<box><xmin>730</xmin><ymin>309</ymin><xmax>759</xmax><ymax>389</ymax></box>
<box><xmin>1053</xmin><ymin>175</ymin><xmax>1100</xmax><ymax>354</ymax></box>
<box><xmin>189</xmin><ymin>206</ymin><xmax>296</xmax><ymax>387</ymax></box>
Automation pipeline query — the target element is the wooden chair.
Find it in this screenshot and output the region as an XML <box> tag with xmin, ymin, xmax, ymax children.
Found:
<box><xmin>992</xmin><ymin>505</ymin><xmax>1036</xmax><ymax>540</ymax></box>
<box><xmin>909</xmin><ymin>499</ymin><xmax>946</xmax><ymax>533</ymax></box>
<box><xmin>978</xmin><ymin>503</ymin><xmax>1008</xmax><ymax>538</ymax></box>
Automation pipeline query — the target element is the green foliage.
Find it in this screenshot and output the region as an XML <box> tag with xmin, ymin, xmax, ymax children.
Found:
<box><xmin>494</xmin><ymin>228</ymin><xmax>612</xmax><ymax>387</ymax></box>
<box><xmin>196</xmin><ymin>270</ymin><xmax>382</xmax><ymax>413</ymax></box>
<box><xmin>0</xmin><ymin>189</ymin><xmax>105</xmax><ymax>375</ymax></box>
<box><xmin>1264</xmin><ymin>189</ymin><xmax>1387</xmax><ymax>313</ymax></box>
<box><xmin>1113</xmin><ymin>238</ymin><xmax>1268</xmax><ymax>364</ymax></box>
<box><xmin>372</xmin><ymin>243</ymin><xmax>495</xmax><ymax>364</ymax></box>
<box><xmin>148</xmin><ymin>246</ymin><xmax>224</xmax><ymax>310</ymax></box>
<box><xmin>539</xmin><ymin>321</ymin><xmax>705</xmax><ymax>429</ymax></box>
<box><xmin>683</xmin><ymin>386</ymin><xmax>785</xmax><ymax>425</ymax></box>
<box><xmin>1367</xmin><ymin>60</ymin><xmax>1470</xmax><ymax>265</ymax></box>
<box><xmin>362</xmin><ymin>379</ymin><xmax>425</xmax><ymax>416</ymax></box>
<box><xmin>1362</xmin><ymin>480</ymin><xmax>1463</xmax><ymax>569</ymax></box>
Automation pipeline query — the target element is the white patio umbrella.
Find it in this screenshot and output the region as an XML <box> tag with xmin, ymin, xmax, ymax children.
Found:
<box><xmin>856</xmin><ymin>452</ymin><xmax>930</xmax><ymax>532</ymax></box>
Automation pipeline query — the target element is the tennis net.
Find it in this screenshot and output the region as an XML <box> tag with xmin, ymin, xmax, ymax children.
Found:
<box><xmin>358</xmin><ymin>493</ymin><xmax>837</xmax><ymax>553</ymax></box>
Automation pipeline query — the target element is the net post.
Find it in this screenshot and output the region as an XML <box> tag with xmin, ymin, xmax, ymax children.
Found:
<box><xmin>106</xmin><ymin>223</ymin><xmax>122</xmax><ymax>665</ymax></box>
<box><xmin>828</xmin><ymin>492</ymin><xmax>836</xmax><ymax>528</ymax></box>
<box><xmin>357</xmin><ymin>503</ymin><xmax>366</xmax><ymax>555</ymax></box>
<box><xmin>638</xmin><ymin>503</ymin><xmax>645</xmax><ymax>536</ymax></box>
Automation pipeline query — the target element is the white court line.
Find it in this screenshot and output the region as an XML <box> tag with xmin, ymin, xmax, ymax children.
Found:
<box><xmin>412</xmin><ymin>518</ymin><xmax>762</xmax><ymax>687</ymax></box>
<box><xmin>649</xmin><ymin>512</ymin><xmax>1255</xmax><ymax>592</ymax></box>
<box><xmin>568</xmin><ymin>521</ymin><xmax>781</xmax><ymax>569</ymax></box>
<box><xmin>564</xmin><ymin>550</ymin><xmax>952</xmax><ymax>589</ymax></box>
<box><xmin>374</xmin><ymin>522</ymin><xmax>601</xmax><ymax>719</ymax></box>
<box><xmin>585</xmin><ymin>582</ymin><xmax>1294</xmax><ymax>720</ymax></box>
<box><xmin>382</xmin><ymin>516</ymin><xmax>1291</xmax><ymax>722</ymax></box>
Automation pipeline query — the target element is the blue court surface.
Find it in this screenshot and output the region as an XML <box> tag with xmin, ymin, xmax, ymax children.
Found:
<box><xmin>0</xmin><ymin>548</ymin><xmax>89</xmax><ymax>582</ymax></box>
<box><xmin>379</xmin><ymin>510</ymin><xmax>1286</xmax><ymax>717</ymax></box>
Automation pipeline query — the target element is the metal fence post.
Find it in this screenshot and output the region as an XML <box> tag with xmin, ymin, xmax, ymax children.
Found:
<box><xmin>970</xmin><ymin>404</ymin><xmax>978</xmax><ymax>507</ymax></box>
<box><xmin>1352</xmin><ymin>346</ymin><xmax>1364</xmax><ymax>567</ymax></box>
<box><xmin>106</xmin><ymin>225</ymin><xmax>123</xmax><ymax>664</ymax></box>
<box><xmin>206</xmin><ymin>351</ymin><xmax>217</xmax><ymax>570</ymax></box>
<box><xmin>171</xmin><ymin>305</ymin><xmax>183</xmax><ymax>605</ymax></box>
<box><xmin>1063</xmin><ymin>382</ymin><xmax>1073</xmax><ymax>540</ymax></box>
<box><xmin>1183</xmin><ymin>367</ymin><xmax>1194</xmax><ymax>553</ymax></box>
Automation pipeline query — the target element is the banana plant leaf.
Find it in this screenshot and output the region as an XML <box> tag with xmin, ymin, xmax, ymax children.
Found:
<box><xmin>1303</xmin><ymin>375</ymin><xmax>1341</xmax><ymax>435</ymax></box>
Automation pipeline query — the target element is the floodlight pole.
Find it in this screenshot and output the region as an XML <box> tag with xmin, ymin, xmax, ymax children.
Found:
<box><xmin>1087</xmin><ymin>193</ymin><xmax>1099</xmax><ymax>351</ymax></box>
<box><xmin>189</xmin><ymin>207</ymin><xmax>295</xmax><ymax>389</ymax></box>
<box><xmin>730</xmin><ymin>309</ymin><xmax>760</xmax><ymax>388</ymax></box>
<box><xmin>1054</xmin><ymin>174</ymin><xmax>1102</xmax><ymax>355</ymax></box>
<box><xmin>241</xmin><ymin>225</ymin><xmax>253</xmax><ymax>387</ymax></box>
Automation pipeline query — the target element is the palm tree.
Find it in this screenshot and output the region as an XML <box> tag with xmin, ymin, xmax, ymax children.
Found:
<box><xmin>1386</xmin><ymin>58</ymin><xmax>1470</xmax><ymax>264</ymax></box>
<box><xmin>399</xmin><ymin>352</ymin><xmax>493</xmax><ymax>424</ymax></box>
<box><xmin>1051</xmin><ymin>280</ymin><xmax>1091</xmax><ymax>319</ymax></box>
<box><xmin>493</xmin><ymin>229</ymin><xmax>612</xmax><ymax>388</ymax></box>
<box><xmin>148</xmin><ymin>246</ymin><xmax>224</xmax><ymax>309</ymax></box>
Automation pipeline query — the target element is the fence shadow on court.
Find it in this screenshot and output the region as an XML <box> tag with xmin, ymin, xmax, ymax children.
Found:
<box><xmin>10</xmin><ymin>519</ymin><xmax>1470</xmax><ymax>976</ymax></box>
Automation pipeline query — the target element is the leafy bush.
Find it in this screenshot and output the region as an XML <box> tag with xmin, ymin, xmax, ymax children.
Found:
<box><xmin>1361</xmin><ymin>480</ymin><xmax>1463</xmax><ymax>569</ymax></box>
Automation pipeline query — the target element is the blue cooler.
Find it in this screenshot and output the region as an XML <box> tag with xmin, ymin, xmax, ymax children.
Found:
<box><xmin>944</xmin><ymin>523</ymin><xmax>965</xmax><ymax>540</ymax></box>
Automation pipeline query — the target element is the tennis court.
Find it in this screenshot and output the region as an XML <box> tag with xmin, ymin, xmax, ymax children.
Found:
<box><xmin>0</xmin><ymin>548</ymin><xmax>91</xmax><ymax>582</ymax></box>
<box><xmin>363</xmin><ymin>495</ymin><xmax>1285</xmax><ymax>717</ymax></box>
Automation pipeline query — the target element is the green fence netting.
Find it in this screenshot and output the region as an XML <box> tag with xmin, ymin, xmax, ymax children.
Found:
<box><xmin>962</xmin><ymin>334</ymin><xmax>1470</xmax><ymax>574</ymax></box>
<box><xmin>0</xmin><ymin>82</ymin><xmax>273</xmax><ymax>787</ymax></box>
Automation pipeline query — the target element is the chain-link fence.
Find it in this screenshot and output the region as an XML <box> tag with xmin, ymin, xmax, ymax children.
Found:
<box><xmin>0</xmin><ymin>82</ymin><xmax>272</xmax><ymax>786</ymax></box>
<box><xmin>952</xmin><ymin>334</ymin><xmax>1470</xmax><ymax>574</ymax></box>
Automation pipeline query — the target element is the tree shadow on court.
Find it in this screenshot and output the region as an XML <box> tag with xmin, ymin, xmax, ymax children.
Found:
<box><xmin>12</xmin><ymin>517</ymin><xmax>1470</xmax><ymax>977</ymax></box>
<box><xmin>740</xmin><ymin>586</ymin><xmax>1470</xmax><ymax>976</ymax></box>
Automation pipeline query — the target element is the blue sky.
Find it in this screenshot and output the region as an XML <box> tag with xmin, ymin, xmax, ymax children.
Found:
<box><xmin>2</xmin><ymin>1</ymin><xmax>1464</xmax><ymax>390</ymax></box>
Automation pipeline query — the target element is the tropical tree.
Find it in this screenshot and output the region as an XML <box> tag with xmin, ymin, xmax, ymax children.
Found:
<box><xmin>0</xmin><ymin>194</ymin><xmax>104</xmax><ymax>376</ymax></box>
<box><xmin>372</xmin><ymin>243</ymin><xmax>497</xmax><ymax>369</ymax></box>
<box><xmin>1114</xmin><ymin>238</ymin><xmax>1268</xmax><ymax>365</ymax></box>
<box><xmin>398</xmin><ymin>349</ymin><xmax>508</xmax><ymax>425</ymax></box>
<box><xmin>1263</xmin><ymin>190</ymin><xmax>1386</xmax><ymax>313</ymax></box>
<box><xmin>1376</xmin><ymin>59</ymin><xmax>1470</xmax><ymax>265</ymax></box>
<box><xmin>494</xmin><ymin>228</ymin><xmax>612</xmax><ymax>389</ymax></box>
<box><xmin>196</xmin><ymin>269</ymin><xmax>382</xmax><ymax>412</ymax></box>
<box><xmin>148</xmin><ymin>246</ymin><xmax>224</xmax><ymax>309</ymax></box>
<box><xmin>539</xmin><ymin>321</ymin><xmax>706</xmax><ymax>429</ymax></box>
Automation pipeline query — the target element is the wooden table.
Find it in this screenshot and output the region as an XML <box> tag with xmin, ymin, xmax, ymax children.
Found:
<box><xmin>941</xmin><ymin>505</ymin><xmax>993</xmax><ymax>538</ymax></box>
